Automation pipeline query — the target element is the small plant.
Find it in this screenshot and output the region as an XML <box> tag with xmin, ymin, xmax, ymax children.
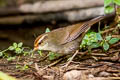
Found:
<box><xmin>38</xmin><ymin>50</ymin><xmax>43</xmax><ymax>56</ymax></box>
<box><xmin>80</xmin><ymin>31</ymin><xmax>99</xmax><ymax>49</ymax></box>
<box><xmin>97</xmin><ymin>34</ymin><xmax>120</xmax><ymax>51</ymax></box>
<box><xmin>48</xmin><ymin>52</ymin><xmax>61</xmax><ymax>60</ymax></box>
<box><xmin>45</xmin><ymin>27</ymin><xmax>51</xmax><ymax>33</ymax></box>
<box><xmin>0</xmin><ymin>42</ymin><xmax>32</xmax><ymax>61</ymax></box>
<box><xmin>80</xmin><ymin>31</ymin><xmax>120</xmax><ymax>51</ymax></box>
<box><xmin>104</xmin><ymin>0</ymin><xmax>120</xmax><ymax>14</ymax></box>
<box><xmin>21</xmin><ymin>64</ymin><xmax>29</xmax><ymax>70</ymax></box>
<box><xmin>8</xmin><ymin>42</ymin><xmax>23</xmax><ymax>54</ymax></box>
<box><xmin>7</xmin><ymin>56</ymin><xmax>16</xmax><ymax>61</ymax></box>
<box><xmin>16</xmin><ymin>64</ymin><xmax>29</xmax><ymax>71</ymax></box>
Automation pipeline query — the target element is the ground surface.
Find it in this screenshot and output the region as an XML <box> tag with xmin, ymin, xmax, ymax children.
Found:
<box><xmin>0</xmin><ymin>41</ymin><xmax>120</xmax><ymax>80</ymax></box>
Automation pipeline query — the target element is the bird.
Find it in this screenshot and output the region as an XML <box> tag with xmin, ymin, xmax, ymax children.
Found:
<box><xmin>33</xmin><ymin>15</ymin><xmax>109</xmax><ymax>54</ymax></box>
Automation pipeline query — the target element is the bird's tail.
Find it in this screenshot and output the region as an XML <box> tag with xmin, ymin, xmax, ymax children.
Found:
<box><xmin>88</xmin><ymin>15</ymin><xmax>105</xmax><ymax>26</ymax></box>
<box><xmin>88</xmin><ymin>13</ymin><xmax>115</xmax><ymax>26</ymax></box>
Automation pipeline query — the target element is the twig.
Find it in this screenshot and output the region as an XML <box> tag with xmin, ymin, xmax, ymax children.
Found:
<box><xmin>97</xmin><ymin>57</ymin><xmax>120</xmax><ymax>62</ymax></box>
<box><xmin>64</xmin><ymin>50</ymin><xmax>79</xmax><ymax>67</ymax></box>
<box><xmin>78</xmin><ymin>52</ymin><xmax>108</xmax><ymax>57</ymax></box>
<box><xmin>109</xmin><ymin>77</ymin><xmax>120</xmax><ymax>80</ymax></box>
<box><xmin>35</xmin><ymin>63</ymin><xmax>39</xmax><ymax>71</ymax></box>
<box><xmin>38</xmin><ymin>54</ymin><xmax>49</xmax><ymax>62</ymax></box>
<box><xmin>101</xmin><ymin>27</ymin><xmax>115</xmax><ymax>34</ymax></box>
<box><xmin>43</xmin><ymin>58</ymin><xmax>63</xmax><ymax>69</ymax></box>
<box><xmin>34</xmin><ymin>63</ymin><xmax>45</xmax><ymax>80</ymax></box>
<box><xmin>112</xmin><ymin>35</ymin><xmax>120</xmax><ymax>38</ymax></box>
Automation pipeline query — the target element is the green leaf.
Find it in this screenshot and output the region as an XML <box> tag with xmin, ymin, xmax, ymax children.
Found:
<box><xmin>23</xmin><ymin>51</ymin><xmax>29</xmax><ymax>56</ymax></box>
<box><xmin>109</xmin><ymin>38</ymin><xmax>120</xmax><ymax>44</ymax></box>
<box><xmin>15</xmin><ymin>48</ymin><xmax>22</xmax><ymax>54</ymax></box>
<box><xmin>16</xmin><ymin>65</ymin><xmax>21</xmax><ymax>69</ymax></box>
<box><xmin>0</xmin><ymin>71</ymin><xmax>17</xmax><ymax>80</ymax></box>
<box><xmin>104</xmin><ymin>6</ymin><xmax>114</xmax><ymax>14</ymax></box>
<box><xmin>8</xmin><ymin>46</ymin><xmax>15</xmax><ymax>50</ymax></box>
<box><xmin>45</xmin><ymin>28</ymin><xmax>50</xmax><ymax>33</ymax></box>
<box><xmin>113</xmin><ymin>0</ymin><xmax>120</xmax><ymax>5</ymax></box>
<box><xmin>0</xmin><ymin>52</ymin><xmax>3</xmax><ymax>57</ymax></box>
<box><xmin>103</xmin><ymin>42</ymin><xmax>109</xmax><ymax>51</ymax></box>
<box><xmin>3</xmin><ymin>53</ymin><xmax>9</xmax><ymax>58</ymax></box>
<box><xmin>18</xmin><ymin>42</ymin><xmax>23</xmax><ymax>47</ymax></box>
<box><xmin>80</xmin><ymin>31</ymin><xmax>98</xmax><ymax>49</ymax></box>
<box><xmin>104</xmin><ymin>0</ymin><xmax>113</xmax><ymax>7</ymax></box>
<box><xmin>96</xmin><ymin>33</ymin><xmax>103</xmax><ymax>40</ymax></box>
<box><xmin>13</xmin><ymin>43</ymin><xmax>17</xmax><ymax>48</ymax></box>
<box><xmin>106</xmin><ymin>35</ymin><xmax>112</xmax><ymax>41</ymax></box>
<box><xmin>90</xmin><ymin>43</ymin><xmax>101</xmax><ymax>48</ymax></box>
<box><xmin>22</xmin><ymin>65</ymin><xmax>29</xmax><ymax>70</ymax></box>
<box><xmin>38</xmin><ymin>50</ymin><xmax>43</xmax><ymax>56</ymax></box>
<box><xmin>48</xmin><ymin>52</ymin><xmax>56</xmax><ymax>60</ymax></box>
<box><xmin>7</xmin><ymin>57</ymin><xmax>16</xmax><ymax>61</ymax></box>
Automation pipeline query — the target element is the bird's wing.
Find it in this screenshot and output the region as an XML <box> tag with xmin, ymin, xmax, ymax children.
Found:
<box><xmin>61</xmin><ymin>23</ymin><xmax>89</xmax><ymax>44</ymax></box>
<box><xmin>61</xmin><ymin>15</ymin><xmax>105</xmax><ymax>44</ymax></box>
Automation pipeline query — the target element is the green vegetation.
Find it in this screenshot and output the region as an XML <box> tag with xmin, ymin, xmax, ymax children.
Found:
<box><xmin>0</xmin><ymin>71</ymin><xmax>17</xmax><ymax>80</ymax></box>
<box><xmin>45</xmin><ymin>27</ymin><xmax>51</xmax><ymax>33</ymax></box>
<box><xmin>0</xmin><ymin>42</ymin><xmax>32</xmax><ymax>61</ymax></box>
<box><xmin>104</xmin><ymin>0</ymin><xmax>120</xmax><ymax>13</ymax></box>
<box><xmin>48</xmin><ymin>52</ymin><xmax>61</xmax><ymax>60</ymax></box>
<box><xmin>16</xmin><ymin>64</ymin><xmax>29</xmax><ymax>71</ymax></box>
<box><xmin>80</xmin><ymin>31</ymin><xmax>120</xmax><ymax>51</ymax></box>
<box><xmin>79</xmin><ymin>0</ymin><xmax>120</xmax><ymax>51</ymax></box>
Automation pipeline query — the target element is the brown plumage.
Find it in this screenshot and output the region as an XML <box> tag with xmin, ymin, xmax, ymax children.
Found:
<box><xmin>34</xmin><ymin>15</ymin><xmax>108</xmax><ymax>54</ymax></box>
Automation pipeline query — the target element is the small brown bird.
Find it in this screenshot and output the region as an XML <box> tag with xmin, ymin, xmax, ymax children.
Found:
<box><xmin>33</xmin><ymin>15</ymin><xmax>107</xmax><ymax>54</ymax></box>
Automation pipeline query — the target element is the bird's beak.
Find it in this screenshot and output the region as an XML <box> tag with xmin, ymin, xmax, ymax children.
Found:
<box><xmin>29</xmin><ymin>47</ymin><xmax>38</xmax><ymax>54</ymax></box>
<box><xmin>33</xmin><ymin>47</ymin><xmax>38</xmax><ymax>52</ymax></box>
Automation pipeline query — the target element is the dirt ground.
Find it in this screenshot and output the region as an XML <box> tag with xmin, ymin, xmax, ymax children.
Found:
<box><xmin>0</xmin><ymin>41</ymin><xmax>120</xmax><ymax>80</ymax></box>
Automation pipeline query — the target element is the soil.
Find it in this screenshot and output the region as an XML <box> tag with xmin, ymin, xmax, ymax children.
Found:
<box><xmin>0</xmin><ymin>42</ymin><xmax>120</xmax><ymax>80</ymax></box>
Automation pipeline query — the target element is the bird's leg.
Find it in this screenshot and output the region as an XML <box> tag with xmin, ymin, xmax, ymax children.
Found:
<box><xmin>64</xmin><ymin>50</ymin><xmax>79</xmax><ymax>67</ymax></box>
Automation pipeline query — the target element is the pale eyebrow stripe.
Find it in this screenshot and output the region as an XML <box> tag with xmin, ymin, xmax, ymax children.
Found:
<box><xmin>38</xmin><ymin>34</ymin><xmax>47</xmax><ymax>43</ymax></box>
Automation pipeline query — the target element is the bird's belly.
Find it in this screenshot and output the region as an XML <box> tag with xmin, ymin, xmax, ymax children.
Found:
<box><xmin>57</xmin><ymin>41</ymin><xmax>80</xmax><ymax>54</ymax></box>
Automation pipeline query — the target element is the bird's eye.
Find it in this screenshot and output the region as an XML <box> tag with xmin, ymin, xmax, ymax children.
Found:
<box><xmin>37</xmin><ymin>34</ymin><xmax>48</xmax><ymax>46</ymax></box>
<box><xmin>38</xmin><ymin>40</ymin><xmax>44</xmax><ymax>45</ymax></box>
<box><xmin>38</xmin><ymin>42</ymin><xmax>42</xmax><ymax>45</ymax></box>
